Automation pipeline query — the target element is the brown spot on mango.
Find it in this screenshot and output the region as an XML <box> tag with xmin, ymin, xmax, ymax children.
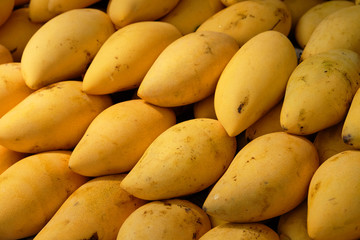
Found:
<box><xmin>83</xmin><ymin>232</ymin><xmax>98</xmax><ymax>240</ymax></box>
<box><xmin>237</xmin><ymin>96</ymin><xmax>249</xmax><ymax>113</ymax></box>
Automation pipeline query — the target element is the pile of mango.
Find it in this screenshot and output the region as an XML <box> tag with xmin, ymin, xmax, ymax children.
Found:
<box><xmin>0</xmin><ymin>0</ymin><xmax>360</xmax><ymax>239</ymax></box>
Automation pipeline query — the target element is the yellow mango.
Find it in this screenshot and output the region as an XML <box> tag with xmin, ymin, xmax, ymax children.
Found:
<box><xmin>277</xmin><ymin>201</ymin><xmax>312</xmax><ymax>240</ymax></box>
<box><xmin>107</xmin><ymin>0</ymin><xmax>180</xmax><ymax>29</ymax></box>
<box><xmin>0</xmin><ymin>0</ymin><xmax>14</xmax><ymax>27</ymax></box>
<box><xmin>48</xmin><ymin>0</ymin><xmax>101</xmax><ymax>14</ymax></box>
<box><xmin>69</xmin><ymin>99</ymin><xmax>176</xmax><ymax>177</ymax></box>
<box><xmin>0</xmin><ymin>151</ymin><xmax>88</xmax><ymax>239</ymax></box>
<box><xmin>308</xmin><ymin>150</ymin><xmax>360</xmax><ymax>240</ymax></box>
<box><xmin>82</xmin><ymin>21</ymin><xmax>182</xmax><ymax>95</ymax></box>
<box><xmin>116</xmin><ymin>199</ymin><xmax>211</xmax><ymax>240</ymax></box>
<box><xmin>120</xmin><ymin>118</ymin><xmax>237</xmax><ymax>200</ymax></box>
<box><xmin>295</xmin><ymin>0</ymin><xmax>354</xmax><ymax>49</ymax></box>
<box><xmin>314</xmin><ymin>121</ymin><xmax>356</xmax><ymax>163</ymax></box>
<box><xmin>342</xmin><ymin>88</ymin><xmax>360</xmax><ymax>149</ymax></box>
<box><xmin>203</xmin><ymin>132</ymin><xmax>319</xmax><ymax>223</ymax></box>
<box><xmin>245</xmin><ymin>101</ymin><xmax>283</xmax><ymax>142</ymax></box>
<box><xmin>21</xmin><ymin>8</ymin><xmax>115</xmax><ymax>90</ymax></box>
<box><xmin>193</xmin><ymin>94</ymin><xmax>217</xmax><ymax>120</ymax></box>
<box><xmin>28</xmin><ymin>0</ymin><xmax>58</xmax><ymax>23</ymax></box>
<box><xmin>219</xmin><ymin>0</ymin><xmax>325</xmax><ymax>30</ymax></box>
<box><xmin>137</xmin><ymin>31</ymin><xmax>239</xmax><ymax>107</ymax></box>
<box><xmin>282</xmin><ymin>0</ymin><xmax>326</xmax><ymax>29</ymax></box>
<box><xmin>0</xmin><ymin>44</ymin><xmax>13</xmax><ymax>64</ymax></box>
<box><xmin>161</xmin><ymin>0</ymin><xmax>225</xmax><ymax>35</ymax></box>
<box><xmin>0</xmin><ymin>80</ymin><xmax>112</xmax><ymax>153</ymax></box>
<box><xmin>0</xmin><ymin>8</ymin><xmax>43</xmax><ymax>62</ymax></box>
<box><xmin>0</xmin><ymin>63</ymin><xmax>34</xmax><ymax>118</ymax></box>
<box><xmin>0</xmin><ymin>144</ymin><xmax>27</xmax><ymax>175</ymax></box>
<box><xmin>199</xmin><ymin>223</ymin><xmax>280</xmax><ymax>240</ymax></box>
<box><xmin>300</xmin><ymin>5</ymin><xmax>360</xmax><ymax>61</ymax></box>
<box><xmin>214</xmin><ymin>30</ymin><xmax>297</xmax><ymax>137</ymax></box>
<box><xmin>34</xmin><ymin>174</ymin><xmax>147</xmax><ymax>240</ymax></box>
<box><xmin>196</xmin><ymin>0</ymin><xmax>292</xmax><ymax>46</ymax></box>
<box><xmin>208</xmin><ymin>215</ymin><xmax>228</xmax><ymax>228</ymax></box>
<box><xmin>280</xmin><ymin>49</ymin><xmax>360</xmax><ymax>135</ymax></box>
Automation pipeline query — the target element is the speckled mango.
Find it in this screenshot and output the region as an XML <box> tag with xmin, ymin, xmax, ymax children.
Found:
<box><xmin>280</xmin><ymin>49</ymin><xmax>360</xmax><ymax>135</ymax></box>
<box><xmin>120</xmin><ymin>118</ymin><xmax>237</xmax><ymax>200</ymax></box>
<box><xmin>0</xmin><ymin>80</ymin><xmax>112</xmax><ymax>153</ymax></box>
<box><xmin>68</xmin><ymin>99</ymin><xmax>176</xmax><ymax>177</ymax></box>
<box><xmin>33</xmin><ymin>174</ymin><xmax>147</xmax><ymax>240</ymax></box>
<box><xmin>308</xmin><ymin>150</ymin><xmax>360</xmax><ymax>240</ymax></box>
<box><xmin>202</xmin><ymin>132</ymin><xmax>319</xmax><ymax>223</ymax></box>
<box><xmin>116</xmin><ymin>199</ymin><xmax>211</xmax><ymax>240</ymax></box>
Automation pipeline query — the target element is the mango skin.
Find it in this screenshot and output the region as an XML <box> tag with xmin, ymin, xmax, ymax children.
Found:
<box><xmin>120</xmin><ymin>118</ymin><xmax>237</xmax><ymax>200</ymax></box>
<box><xmin>116</xmin><ymin>199</ymin><xmax>211</xmax><ymax>240</ymax></box>
<box><xmin>295</xmin><ymin>0</ymin><xmax>354</xmax><ymax>49</ymax></box>
<box><xmin>203</xmin><ymin>132</ymin><xmax>319</xmax><ymax>223</ymax></box>
<box><xmin>196</xmin><ymin>0</ymin><xmax>292</xmax><ymax>46</ymax></box>
<box><xmin>69</xmin><ymin>99</ymin><xmax>177</xmax><ymax>177</ymax></box>
<box><xmin>193</xmin><ymin>94</ymin><xmax>217</xmax><ymax>120</ymax></box>
<box><xmin>0</xmin><ymin>80</ymin><xmax>112</xmax><ymax>153</ymax></box>
<box><xmin>245</xmin><ymin>101</ymin><xmax>283</xmax><ymax>142</ymax></box>
<box><xmin>21</xmin><ymin>8</ymin><xmax>115</xmax><ymax>90</ymax></box>
<box><xmin>214</xmin><ymin>30</ymin><xmax>297</xmax><ymax>137</ymax></box>
<box><xmin>0</xmin><ymin>8</ymin><xmax>43</xmax><ymax>62</ymax></box>
<box><xmin>199</xmin><ymin>222</ymin><xmax>280</xmax><ymax>240</ymax></box>
<box><xmin>342</xmin><ymin>88</ymin><xmax>360</xmax><ymax>149</ymax></box>
<box><xmin>107</xmin><ymin>0</ymin><xmax>180</xmax><ymax>29</ymax></box>
<box><xmin>314</xmin><ymin>121</ymin><xmax>356</xmax><ymax>163</ymax></box>
<box><xmin>280</xmin><ymin>49</ymin><xmax>360</xmax><ymax>135</ymax></box>
<box><xmin>0</xmin><ymin>144</ymin><xmax>27</xmax><ymax>175</ymax></box>
<box><xmin>161</xmin><ymin>0</ymin><xmax>225</xmax><ymax>35</ymax></box>
<box><xmin>0</xmin><ymin>151</ymin><xmax>88</xmax><ymax>240</ymax></box>
<box><xmin>0</xmin><ymin>0</ymin><xmax>14</xmax><ymax>27</ymax></box>
<box><xmin>33</xmin><ymin>174</ymin><xmax>147</xmax><ymax>240</ymax></box>
<box><xmin>0</xmin><ymin>63</ymin><xmax>34</xmax><ymax>118</ymax></box>
<box><xmin>277</xmin><ymin>201</ymin><xmax>312</xmax><ymax>240</ymax></box>
<box><xmin>137</xmin><ymin>31</ymin><xmax>239</xmax><ymax>107</ymax></box>
<box><xmin>82</xmin><ymin>21</ymin><xmax>182</xmax><ymax>95</ymax></box>
<box><xmin>300</xmin><ymin>5</ymin><xmax>360</xmax><ymax>61</ymax></box>
<box><xmin>307</xmin><ymin>150</ymin><xmax>360</xmax><ymax>240</ymax></box>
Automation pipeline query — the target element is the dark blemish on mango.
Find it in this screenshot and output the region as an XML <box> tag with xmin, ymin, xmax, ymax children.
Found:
<box><xmin>236</xmin><ymin>12</ymin><xmax>248</xmax><ymax>20</ymax></box>
<box><xmin>184</xmin><ymin>207</ymin><xmax>192</xmax><ymax>213</ymax></box>
<box><xmin>202</xmin><ymin>206</ymin><xmax>207</xmax><ymax>212</ymax></box>
<box><xmin>314</xmin><ymin>182</ymin><xmax>321</xmax><ymax>192</ymax></box>
<box><xmin>299</xmin><ymin>76</ymin><xmax>306</xmax><ymax>82</ymax></box>
<box><xmin>192</xmin><ymin>232</ymin><xmax>197</xmax><ymax>239</ymax></box>
<box><xmin>114</xmin><ymin>64</ymin><xmax>130</xmax><ymax>72</ymax></box>
<box><xmin>237</xmin><ymin>96</ymin><xmax>249</xmax><ymax>113</ymax></box>
<box><xmin>270</xmin><ymin>19</ymin><xmax>281</xmax><ymax>30</ymax></box>
<box><xmin>83</xmin><ymin>232</ymin><xmax>98</xmax><ymax>240</ymax></box>
<box><xmin>260</xmin><ymin>198</ymin><xmax>271</xmax><ymax>215</ymax></box>
<box><xmin>298</xmin><ymin>109</ymin><xmax>306</xmax><ymax>122</ymax></box>
<box><xmin>274</xmin><ymin>7</ymin><xmax>289</xmax><ymax>21</ymax></box>
<box><xmin>84</xmin><ymin>50</ymin><xmax>91</xmax><ymax>58</ymax></box>
<box><xmin>343</xmin><ymin>134</ymin><xmax>353</xmax><ymax>145</ymax></box>
<box><xmin>164</xmin><ymin>202</ymin><xmax>172</xmax><ymax>206</ymax></box>
<box><xmin>204</xmin><ymin>45</ymin><xmax>213</xmax><ymax>55</ymax></box>
<box><xmin>10</xmin><ymin>48</ymin><xmax>17</xmax><ymax>54</ymax></box>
